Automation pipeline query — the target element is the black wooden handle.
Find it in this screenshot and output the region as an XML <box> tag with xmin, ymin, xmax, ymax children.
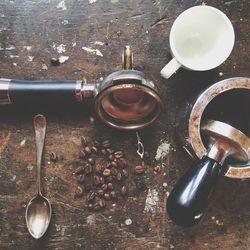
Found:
<box><xmin>9</xmin><ymin>80</ymin><xmax>78</xmax><ymax>104</ymax></box>
<box><xmin>167</xmin><ymin>156</ymin><xmax>221</xmax><ymax>226</ymax></box>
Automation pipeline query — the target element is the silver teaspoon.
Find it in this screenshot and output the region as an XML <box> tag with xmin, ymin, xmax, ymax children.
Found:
<box><xmin>25</xmin><ymin>114</ymin><xmax>51</xmax><ymax>239</ymax></box>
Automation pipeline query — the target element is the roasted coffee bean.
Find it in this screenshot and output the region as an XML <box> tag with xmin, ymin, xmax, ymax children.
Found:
<box><xmin>121</xmin><ymin>169</ymin><xmax>129</xmax><ymax>178</ymax></box>
<box><xmin>111</xmin><ymin>161</ymin><xmax>118</xmax><ymax>168</ymax></box>
<box><xmin>110</xmin><ymin>167</ymin><xmax>118</xmax><ymax>176</ymax></box>
<box><xmin>116</xmin><ymin>172</ymin><xmax>122</xmax><ymax>181</ymax></box>
<box><xmin>99</xmin><ymin>198</ymin><xmax>106</xmax><ymax>208</ymax></box>
<box><xmin>50</xmin><ymin>152</ymin><xmax>58</xmax><ymax>162</ymax></box>
<box><xmin>134</xmin><ymin>165</ymin><xmax>144</xmax><ymax>174</ymax></box>
<box><xmin>120</xmin><ymin>185</ymin><xmax>127</xmax><ymax>196</ymax></box>
<box><xmin>97</xmin><ymin>189</ymin><xmax>104</xmax><ymax>197</ymax></box>
<box><xmin>74</xmin><ymin>166</ymin><xmax>85</xmax><ymax>175</ymax></box>
<box><xmin>87</xmin><ymin>157</ymin><xmax>95</xmax><ymax>165</ymax></box>
<box><xmin>86</xmin><ymin>191</ymin><xmax>95</xmax><ymax>202</ymax></box>
<box><xmin>84</xmin><ymin>146</ymin><xmax>92</xmax><ymax>155</ymax></box>
<box><xmin>79</xmin><ymin>150</ymin><xmax>86</xmax><ymax>159</ymax></box>
<box><xmin>77</xmin><ymin>174</ymin><xmax>86</xmax><ymax>184</ymax></box>
<box><xmin>110</xmin><ymin>190</ymin><xmax>118</xmax><ymax>200</ymax></box>
<box><xmin>93</xmin><ymin>175</ymin><xmax>101</xmax><ymax>185</ymax></box>
<box><xmin>101</xmin><ymin>183</ymin><xmax>108</xmax><ymax>191</ymax></box>
<box><xmin>102</xmin><ymin>140</ymin><xmax>111</xmax><ymax>149</ymax></box>
<box><xmin>99</xmin><ymin>177</ymin><xmax>105</xmax><ymax>185</ymax></box>
<box><xmin>84</xmin><ymin>163</ymin><xmax>93</xmax><ymax>175</ymax></box>
<box><xmin>101</xmin><ymin>149</ymin><xmax>107</xmax><ymax>155</ymax></box>
<box><xmin>95</xmin><ymin>163</ymin><xmax>103</xmax><ymax>174</ymax></box>
<box><xmin>81</xmin><ymin>136</ymin><xmax>87</xmax><ymax>146</ymax></box>
<box><xmin>85</xmin><ymin>183</ymin><xmax>92</xmax><ymax>192</ymax></box>
<box><xmin>106</xmin><ymin>175</ymin><xmax>113</xmax><ymax>182</ymax></box>
<box><xmin>103</xmin><ymin>193</ymin><xmax>111</xmax><ymax>200</ymax></box>
<box><xmin>114</xmin><ymin>151</ymin><xmax>123</xmax><ymax>159</ymax></box>
<box><xmin>91</xmin><ymin>146</ymin><xmax>98</xmax><ymax>154</ymax></box>
<box><xmin>108</xmin><ymin>154</ymin><xmax>115</xmax><ymax>161</ymax></box>
<box><xmin>103</xmin><ymin>168</ymin><xmax>111</xmax><ymax>176</ymax></box>
<box><xmin>117</xmin><ymin>158</ymin><xmax>127</xmax><ymax>167</ymax></box>
<box><xmin>106</xmin><ymin>148</ymin><xmax>114</xmax><ymax>155</ymax></box>
<box><xmin>107</xmin><ymin>182</ymin><xmax>114</xmax><ymax>190</ymax></box>
<box><xmin>136</xmin><ymin>180</ymin><xmax>147</xmax><ymax>191</ymax></box>
<box><xmin>74</xmin><ymin>186</ymin><xmax>84</xmax><ymax>197</ymax></box>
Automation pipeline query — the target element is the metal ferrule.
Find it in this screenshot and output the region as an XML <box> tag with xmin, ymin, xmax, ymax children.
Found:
<box><xmin>75</xmin><ymin>81</ymin><xmax>97</xmax><ymax>102</ymax></box>
<box><xmin>0</xmin><ymin>78</ymin><xmax>11</xmax><ymax>104</ymax></box>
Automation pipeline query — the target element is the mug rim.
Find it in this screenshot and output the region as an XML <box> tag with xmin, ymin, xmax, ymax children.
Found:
<box><xmin>169</xmin><ymin>5</ymin><xmax>235</xmax><ymax>71</ymax></box>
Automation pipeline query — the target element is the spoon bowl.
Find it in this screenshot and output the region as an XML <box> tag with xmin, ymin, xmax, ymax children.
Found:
<box><xmin>26</xmin><ymin>194</ymin><xmax>51</xmax><ymax>239</ymax></box>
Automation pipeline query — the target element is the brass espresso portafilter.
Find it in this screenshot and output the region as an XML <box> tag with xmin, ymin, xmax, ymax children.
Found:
<box><xmin>0</xmin><ymin>46</ymin><xmax>161</xmax><ymax>130</ymax></box>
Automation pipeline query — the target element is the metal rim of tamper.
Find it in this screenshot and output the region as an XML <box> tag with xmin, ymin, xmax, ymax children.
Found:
<box><xmin>188</xmin><ymin>77</ymin><xmax>250</xmax><ymax>178</ymax></box>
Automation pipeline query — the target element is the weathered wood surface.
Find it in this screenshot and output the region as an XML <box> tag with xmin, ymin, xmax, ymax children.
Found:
<box><xmin>0</xmin><ymin>0</ymin><xmax>249</xmax><ymax>249</ymax></box>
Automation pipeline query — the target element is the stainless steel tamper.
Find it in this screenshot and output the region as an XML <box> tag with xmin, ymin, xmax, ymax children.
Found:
<box><xmin>0</xmin><ymin>46</ymin><xmax>161</xmax><ymax>130</ymax></box>
<box><xmin>167</xmin><ymin>120</ymin><xmax>250</xmax><ymax>226</ymax></box>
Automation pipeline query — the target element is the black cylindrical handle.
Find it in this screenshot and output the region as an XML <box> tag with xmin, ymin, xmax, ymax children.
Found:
<box><xmin>9</xmin><ymin>80</ymin><xmax>77</xmax><ymax>104</ymax></box>
<box><xmin>167</xmin><ymin>156</ymin><xmax>221</xmax><ymax>226</ymax></box>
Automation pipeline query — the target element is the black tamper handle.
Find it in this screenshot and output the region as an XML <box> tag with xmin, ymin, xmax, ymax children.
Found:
<box><xmin>9</xmin><ymin>80</ymin><xmax>78</xmax><ymax>104</ymax></box>
<box><xmin>167</xmin><ymin>156</ymin><xmax>221</xmax><ymax>226</ymax></box>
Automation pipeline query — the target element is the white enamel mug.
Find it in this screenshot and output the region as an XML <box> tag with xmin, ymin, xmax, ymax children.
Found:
<box><xmin>160</xmin><ymin>5</ymin><xmax>235</xmax><ymax>79</ymax></box>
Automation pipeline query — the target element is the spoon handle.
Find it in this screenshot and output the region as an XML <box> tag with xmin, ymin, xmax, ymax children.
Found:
<box><xmin>34</xmin><ymin>114</ymin><xmax>46</xmax><ymax>194</ymax></box>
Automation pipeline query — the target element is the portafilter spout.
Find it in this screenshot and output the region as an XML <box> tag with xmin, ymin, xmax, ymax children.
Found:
<box><xmin>167</xmin><ymin>120</ymin><xmax>250</xmax><ymax>226</ymax></box>
<box><xmin>0</xmin><ymin>46</ymin><xmax>161</xmax><ymax>130</ymax></box>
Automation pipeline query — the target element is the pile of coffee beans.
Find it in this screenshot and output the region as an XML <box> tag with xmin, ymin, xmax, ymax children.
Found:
<box><xmin>73</xmin><ymin>137</ymin><xmax>131</xmax><ymax>211</ymax></box>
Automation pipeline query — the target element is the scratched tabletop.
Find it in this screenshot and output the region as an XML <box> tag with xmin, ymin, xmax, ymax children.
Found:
<box><xmin>0</xmin><ymin>0</ymin><xmax>249</xmax><ymax>249</ymax></box>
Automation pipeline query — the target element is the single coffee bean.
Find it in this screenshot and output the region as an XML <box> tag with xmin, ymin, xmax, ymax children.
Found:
<box><xmin>79</xmin><ymin>150</ymin><xmax>86</xmax><ymax>159</ymax></box>
<box><xmin>93</xmin><ymin>175</ymin><xmax>101</xmax><ymax>186</ymax></box>
<box><xmin>120</xmin><ymin>185</ymin><xmax>128</xmax><ymax>196</ymax></box>
<box><xmin>86</xmin><ymin>191</ymin><xmax>95</xmax><ymax>202</ymax></box>
<box><xmin>101</xmin><ymin>183</ymin><xmax>108</xmax><ymax>191</ymax></box>
<box><xmin>107</xmin><ymin>182</ymin><xmax>113</xmax><ymax>190</ymax></box>
<box><xmin>134</xmin><ymin>165</ymin><xmax>144</xmax><ymax>174</ymax></box>
<box><xmin>84</xmin><ymin>146</ymin><xmax>92</xmax><ymax>155</ymax></box>
<box><xmin>116</xmin><ymin>172</ymin><xmax>122</xmax><ymax>181</ymax></box>
<box><xmin>114</xmin><ymin>151</ymin><xmax>123</xmax><ymax>159</ymax></box>
<box><xmin>108</xmin><ymin>154</ymin><xmax>115</xmax><ymax>161</ymax></box>
<box><xmin>74</xmin><ymin>166</ymin><xmax>85</xmax><ymax>175</ymax></box>
<box><xmin>119</xmin><ymin>158</ymin><xmax>127</xmax><ymax>166</ymax></box>
<box><xmin>106</xmin><ymin>148</ymin><xmax>114</xmax><ymax>155</ymax></box>
<box><xmin>91</xmin><ymin>146</ymin><xmax>98</xmax><ymax>154</ymax></box>
<box><xmin>93</xmin><ymin>203</ymin><xmax>101</xmax><ymax>211</ymax></box>
<box><xmin>95</xmin><ymin>163</ymin><xmax>102</xmax><ymax>174</ymax></box>
<box><xmin>74</xmin><ymin>186</ymin><xmax>84</xmax><ymax>197</ymax></box>
<box><xmin>50</xmin><ymin>152</ymin><xmax>58</xmax><ymax>162</ymax></box>
<box><xmin>103</xmin><ymin>193</ymin><xmax>111</xmax><ymax>200</ymax></box>
<box><xmin>110</xmin><ymin>190</ymin><xmax>118</xmax><ymax>200</ymax></box>
<box><xmin>110</xmin><ymin>167</ymin><xmax>118</xmax><ymax>176</ymax></box>
<box><xmin>77</xmin><ymin>174</ymin><xmax>86</xmax><ymax>184</ymax></box>
<box><xmin>102</xmin><ymin>140</ymin><xmax>111</xmax><ymax>149</ymax></box>
<box><xmin>97</xmin><ymin>189</ymin><xmax>104</xmax><ymax>197</ymax></box>
<box><xmin>99</xmin><ymin>198</ymin><xmax>106</xmax><ymax>208</ymax></box>
<box><xmin>103</xmin><ymin>168</ymin><xmax>111</xmax><ymax>176</ymax></box>
<box><xmin>111</xmin><ymin>161</ymin><xmax>118</xmax><ymax>168</ymax></box>
<box><xmin>99</xmin><ymin>177</ymin><xmax>105</xmax><ymax>185</ymax></box>
<box><xmin>88</xmin><ymin>157</ymin><xmax>95</xmax><ymax>165</ymax></box>
<box><xmin>85</xmin><ymin>163</ymin><xmax>93</xmax><ymax>175</ymax></box>
<box><xmin>81</xmin><ymin>136</ymin><xmax>87</xmax><ymax>146</ymax></box>
<box><xmin>121</xmin><ymin>169</ymin><xmax>129</xmax><ymax>178</ymax></box>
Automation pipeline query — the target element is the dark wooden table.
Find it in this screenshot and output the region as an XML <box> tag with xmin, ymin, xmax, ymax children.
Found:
<box><xmin>0</xmin><ymin>0</ymin><xmax>249</xmax><ymax>249</ymax></box>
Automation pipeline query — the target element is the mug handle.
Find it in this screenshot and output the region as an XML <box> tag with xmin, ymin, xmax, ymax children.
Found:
<box><xmin>160</xmin><ymin>57</ymin><xmax>181</xmax><ymax>79</ymax></box>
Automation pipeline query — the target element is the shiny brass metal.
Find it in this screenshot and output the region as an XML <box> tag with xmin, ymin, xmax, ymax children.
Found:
<box><xmin>0</xmin><ymin>78</ymin><xmax>11</xmax><ymax>104</ymax></box>
<box><xmin>25</xmin><ymin>114</ymin><xmax>51</xmax><ymax>239</ymax></box>
<box><xmin>202</xmin><ymin>120</ymin><xmax>250</xmax><ymax>166</ymax></box>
